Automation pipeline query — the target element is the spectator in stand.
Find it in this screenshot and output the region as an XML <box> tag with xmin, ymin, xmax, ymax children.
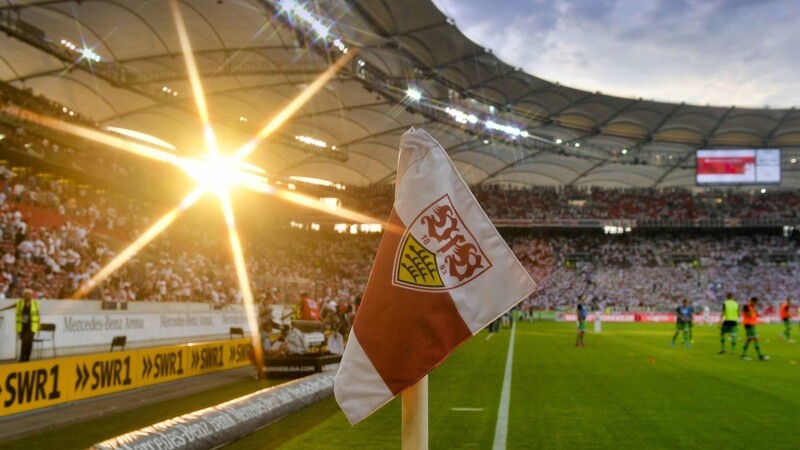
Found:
<box><xmin>263</xmin><ymin>327</ymin><xmax>289</xmax><ymax>358</ymax></box>
<box><xmin>285</xmin><ymin>326</ymin><xmax>308</xmax><ymax>355</ymax></box>
<box><xmin>327</xmin><ymin>324</ymin><xmax>345</xmax><ymax>355</ymax></box>
<box><xmin>299</xmin><ymin>292</ymin><xmax>321</xmax><ymax>321</ymax></box>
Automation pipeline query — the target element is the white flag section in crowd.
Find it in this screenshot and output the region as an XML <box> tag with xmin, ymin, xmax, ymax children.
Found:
<box><xmin>334</xmin><ymin>128</ymin><xmax>537</xmax><ymax>425</ymax></box>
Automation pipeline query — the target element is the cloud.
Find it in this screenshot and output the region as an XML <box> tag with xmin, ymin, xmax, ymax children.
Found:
<box><xmin>432</xmin><ymin>0</ymin><xmax>800</xmax><ymax>107</ymax></box>
<box><xmin>560</xmin><ymin>0</ymin><xmax>618</xmax><ymax>24</ymax></box>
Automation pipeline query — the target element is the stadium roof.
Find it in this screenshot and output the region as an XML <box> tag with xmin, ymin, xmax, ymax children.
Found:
<box><xmin>1</xmin><ymin>0</ymin><xmax>799</xmax><ymax>190</ymax></box>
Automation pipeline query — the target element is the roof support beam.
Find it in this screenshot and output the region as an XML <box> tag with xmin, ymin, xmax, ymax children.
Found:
<box><xmin>116</xmin><ymin>46</ymin><xmax>298</xmax><ymax>64</ymax></box>
<box><xmin>764</xmin><ymin>107</ymin><xmax>796</xmax><ymax>145</ymax></box>
<box><xmin>566</xmin><ymin>159</ymin><xmax>610</xmax><ymax>187</ymax></box>
<box><xmin>651</xmin><ymin>106</ymin><xmax>735</xmax><ymax>187</ymax></box>
<box><xmin>475</xmin><ymin>148</ymin><xmax>548</xmax><ymax>184</ymax></box>
<box><xmin>395</xmin><ymin>20</ymin><xmax>449</xmax><ymax>37</ymax></box>
<box><xmin>620</xmin><ymin>102</ymin><xmax>686</xmax><ymax>160</ymax></box>
<box><xmin>465</xmin><ymin>67</ymin><xmax>519</xmax><ymax>92</ymax></box>
<box><xmin>567</xmin><ymin>98</ymin><xmax>640</xmax><ymax>142</ymax></box>
<box><xmin>124</xmin><ymin>68</ymin><xmax>330</xmax><ymax>85</ymax></box>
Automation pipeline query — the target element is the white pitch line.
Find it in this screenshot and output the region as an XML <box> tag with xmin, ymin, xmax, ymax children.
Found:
<box><xmin>492</xmin><ymin>320</ymin><xmax>516</xmax><ymax>450</ymax></box>
<box><xmin>486</xmin><ymin>332</ymin><xmax>495</xmax><ymax>341</ymax></box>
<box><xmin>451</xmin><ymin>407</ymin><xmax>484</xmax><ymax>412</ymax></box>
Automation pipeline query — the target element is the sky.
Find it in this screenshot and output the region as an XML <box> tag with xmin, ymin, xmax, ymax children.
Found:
<box><xmin>432</xmin><ymin>0</ymin><xmax>800</xmax><ymax>108</ymax></box>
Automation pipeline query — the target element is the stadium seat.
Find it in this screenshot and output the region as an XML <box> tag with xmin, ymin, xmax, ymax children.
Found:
<box><xmin>229</xmin><ymin>327</ymin><xmax>244</xmax><ymax>339</ymax></box>
<box><xmin>110</xmin><ymin>335</ymin><xmax>127</xmax><ymax>352</ymax></box>
<box><xmin>33</xmin><ymin>323</ymin><xmax>56</xmax><ymax>359</ymax></box>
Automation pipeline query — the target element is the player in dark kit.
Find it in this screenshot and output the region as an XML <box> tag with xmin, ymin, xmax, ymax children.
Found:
<box><xmin>671</xmin><ymin>299</ymin><xmax>694</xmax><ymax>348</ymax></box>
<box><xmin>576</xmin><ymin>296</ymin><xmax>587</xmax><ymax>347</ymax></box>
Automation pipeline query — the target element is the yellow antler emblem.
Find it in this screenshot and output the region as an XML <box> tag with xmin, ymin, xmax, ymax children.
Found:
<box><xmin>396</xmin><ymin>234</ymin><xmax>444</xmax><ymax>288</ymax></box>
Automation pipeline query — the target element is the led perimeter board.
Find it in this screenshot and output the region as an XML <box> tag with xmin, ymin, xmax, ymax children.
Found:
<box><xmin>696</xmin><ymin>149</ymin><xmax>781</xmax><ymax>185</ymax></box>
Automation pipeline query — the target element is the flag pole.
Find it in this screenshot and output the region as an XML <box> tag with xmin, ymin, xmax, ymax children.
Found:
<box><xmin>402</xmin><ymin>375</ymin><xmax>428</xmax><ymax>450</ymax></box>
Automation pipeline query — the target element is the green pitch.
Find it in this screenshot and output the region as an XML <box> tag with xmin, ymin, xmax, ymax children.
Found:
<box><xmin>230</xmin><ymin>321</ymin><xmax>799</xmax><ymax>449</ymax></box>
<box><xmin>4</xmin><ymin>322</ymin><xmax>798</xmax><ymax>449</ymax></box>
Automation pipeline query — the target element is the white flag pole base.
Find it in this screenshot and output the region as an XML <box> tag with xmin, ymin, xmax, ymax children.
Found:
<box><xmin>402</xmin><ymin>375</ymin><xmax>428</xmax><ymax>450</ymax></box>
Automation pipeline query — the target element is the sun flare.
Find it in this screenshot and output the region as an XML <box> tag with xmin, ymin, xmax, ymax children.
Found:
<box><xmin>4</xmin><ymin>0</ymin><xmax>379</xmax><ymax>381</ymax></box>
<box><xmin>178</xmin><ymin>154</ymin><xmax>268</xmax><ymax>196</ymax></box>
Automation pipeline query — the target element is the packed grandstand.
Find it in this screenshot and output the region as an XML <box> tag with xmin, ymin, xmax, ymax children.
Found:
<box><xmin>3</xmin><ymin>79</ymin><xmax>799</xmax><ymax>318</ymax></box>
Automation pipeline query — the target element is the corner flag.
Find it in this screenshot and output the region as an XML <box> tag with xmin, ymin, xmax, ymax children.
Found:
<box><xmin>334</xmin><ymin>128</ymin><xmax>537</xmax><ymax>424</ymax></box>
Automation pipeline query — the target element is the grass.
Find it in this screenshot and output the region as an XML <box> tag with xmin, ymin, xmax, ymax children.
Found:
<box><xmin>230</xmin><ymin>322</ymin><xmax>800</xmax><ymax>449</ymax></box>
<box><xmin>507</xmin><ymin>322</ymin><xmax>799</xmax><ymax>449</ymax></box>
<box><xmin>6</xmin><ymin>322</ymin><xmax>800</xmax><ymax>449</ymax></box>
<box><xmin>230</xmin><ymin>325</ymin><xmax>510</xmax><ymax>450</ymax></box>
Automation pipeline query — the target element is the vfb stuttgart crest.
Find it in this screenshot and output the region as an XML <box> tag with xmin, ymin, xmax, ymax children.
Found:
<box><xmin>393</xmin><ymin>194</ymin><xmax>491</xmax><ymax>291</ymax></box>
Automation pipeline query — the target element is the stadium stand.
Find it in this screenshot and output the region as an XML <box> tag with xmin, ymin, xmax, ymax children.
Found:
<box><xmin>2</xmin><ymin>62</ymin><xmax>799</xmax><ymax>333</ymax></box>
<box><xmin>4</xmin><ymin>147</ymin><xmax>800</xmax><ymax>318</ymax></box>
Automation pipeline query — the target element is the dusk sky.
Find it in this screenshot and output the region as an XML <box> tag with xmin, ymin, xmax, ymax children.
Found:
<box><xmin>432</xmin><ymin>0</ymin><xmax>800</xmax><ymax>108</ymax></box>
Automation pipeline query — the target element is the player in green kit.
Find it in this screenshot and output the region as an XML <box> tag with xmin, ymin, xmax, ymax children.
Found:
<box><xmin>718</xmin><ymin>293</ymin><xmax>739</xmax><ymax>354</ymax></box>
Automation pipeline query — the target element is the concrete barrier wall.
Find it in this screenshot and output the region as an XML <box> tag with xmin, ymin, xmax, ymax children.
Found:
<box><xmin>0</xmin><ymin>300</ymin><xmax>249</xmax><ymax>360</ymax></box>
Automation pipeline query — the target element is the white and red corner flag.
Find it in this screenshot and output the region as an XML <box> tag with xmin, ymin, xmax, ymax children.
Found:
<box><xmin>334</xmin><ymin>128</ymin><xmax>537</xmax><ymax>425</ymax></box>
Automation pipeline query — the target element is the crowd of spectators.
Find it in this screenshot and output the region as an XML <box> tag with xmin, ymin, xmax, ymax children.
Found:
<box><xmin>0</xmin><ymin>156</ymin><xmax>373</xmax><ymax>317</ymax></box>
<box><xmin>5</xmin><ymin>148</ymin><xmax>800</xmax><ymax>315</ymax></box>
<box><xmin>3</xmin><ymin>81</ymin><xmax>800</xmax><ymax>316</ymax></box>
<box><xmin>511</xmin><ymin>232</ymin><xmax>800</xmax><ymax>312</ymax></box>
<box><xmin>338</xmin><ymin>184</ymin><xmax>800</xmax><ymax>224</ymax></box>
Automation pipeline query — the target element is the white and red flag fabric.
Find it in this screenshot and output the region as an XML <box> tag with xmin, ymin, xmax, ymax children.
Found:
<box><xmin>334</xmin><ymin>128</ymin><xmax>537</xmax><ymax>424</ymax></box>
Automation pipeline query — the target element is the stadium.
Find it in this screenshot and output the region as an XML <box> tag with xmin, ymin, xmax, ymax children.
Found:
<box><xmin>0</xmin><ymin>0</ymin><xmax>798</xmax><ymax>448</ymax></box>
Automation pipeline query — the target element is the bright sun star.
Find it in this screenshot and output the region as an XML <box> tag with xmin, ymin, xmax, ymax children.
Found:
<box><xmin>178</xmin><ymin>154</ymin><xmax>268</xmax><ymax>196</ymax></box>
<box><xmin>6</xmin><ymin>0</ymin><xmax>368</xmax><ymax>380</ymax></box>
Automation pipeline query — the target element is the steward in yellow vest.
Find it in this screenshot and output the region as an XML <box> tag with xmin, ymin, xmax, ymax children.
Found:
<box><xmin>15</xmin><ymin>289</ymin><xmax>40</xmax><ymax>362</ymax></box>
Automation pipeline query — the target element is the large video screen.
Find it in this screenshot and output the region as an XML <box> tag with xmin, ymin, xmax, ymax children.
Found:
<box><xmin>696</xmin><ymin>149</ymin><xmax>781</xmax><ymax>185</ymax></box>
